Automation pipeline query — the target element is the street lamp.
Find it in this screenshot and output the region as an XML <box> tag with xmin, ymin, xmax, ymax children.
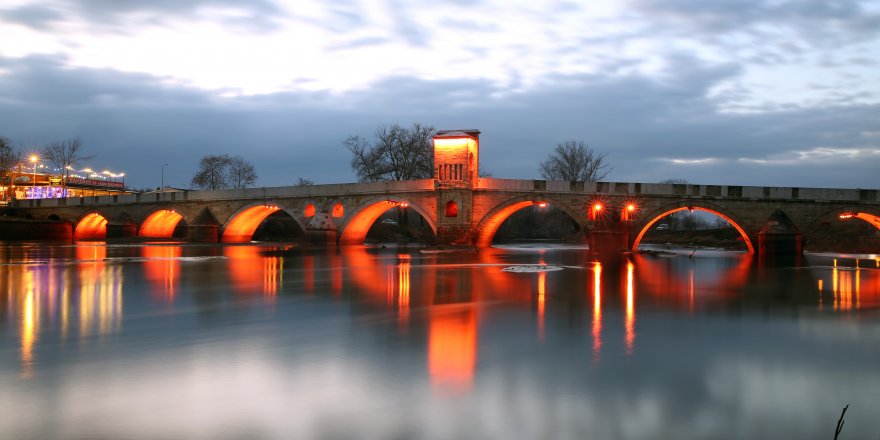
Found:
<box><xmin>161</xmin><ymin>163</ymin><xmax>169</xmax><ymax>191</ymax></box>
<box><xmin>29</xmin><ymin>155</ymin><xmax>39</xmax><ymax>189</ymax></box>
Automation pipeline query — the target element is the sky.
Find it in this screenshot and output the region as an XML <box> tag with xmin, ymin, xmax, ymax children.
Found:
<box><xmin>0</xmin><ymin>0</ymin><xmax>878</xmax><ymax>190</ymax></box>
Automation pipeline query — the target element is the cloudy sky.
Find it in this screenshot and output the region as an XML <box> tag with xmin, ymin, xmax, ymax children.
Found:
<box><xmin>0</xmin><ymin>0</ymin><xmax>878</xmax><ymax>189</ymax></box>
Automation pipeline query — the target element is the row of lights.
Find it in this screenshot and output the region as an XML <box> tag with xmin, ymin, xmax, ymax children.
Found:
<box><xmin>25</xmin><ymin>154</ymin><xmax>125</xmax><ymax>182</ymax></box>
<box><xmin>535</xmin><ymin>200</ymin><xmax>639</xmax><ymax>220</ymax></box>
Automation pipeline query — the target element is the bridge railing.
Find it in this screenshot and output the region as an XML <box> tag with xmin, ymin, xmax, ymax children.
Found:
<box><xmin>11</xmin><ymin>179</ymin><xmax>439</xmax><ymax>208</ymax></box>
<box><xmin>476</xmin><ymin>178</ymin><xmax>877</xmax><ymax>202</ymax></box>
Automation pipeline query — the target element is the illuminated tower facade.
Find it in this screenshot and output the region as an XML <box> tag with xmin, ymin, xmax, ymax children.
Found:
<box><xmin>433</xmin><ymin>130</ymin><xmax>480</xmax><ymax>189</ymax></box>
<box><xmin>432</xmin><ymin>129</ymin><xmax>480</xmax><ymax>244</ymax></box>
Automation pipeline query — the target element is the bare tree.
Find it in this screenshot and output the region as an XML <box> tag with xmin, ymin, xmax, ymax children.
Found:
<box><xmin>41</xmin><ymin>137</ymin><xmax>94</xmax><ymax>186</ymax></box>
<box><xmin>344</xmin><ymin>123</ymin><xmax>436</xmax><ymax>182</ymax></box>
<box><xmin>0</xmin><ymin>137</ymin><xmax>22</xmax><ymax>177</ymax></box>
<box><xmin>539</xmin><ymin>140</ymin><xmax>610</xmax><ymax>181</ymax></box>
<box><xmin>295</xmin><ymin>177</ymin><xmax>314</xmax><ymax>186</ymax></box>
<box><xmin>227</xmin><ymin>155</ymin><xmax>257</xmax><ymax>189</ymax></box>
<box><xmin>344</xmin><ymin>135</ymin><xmax>385</xmax><ymax>183</ymax></box>
<box><xmin>191</xmin><ymin>154</ymin><xmax>231</xmax><ymax>190</ymax></box>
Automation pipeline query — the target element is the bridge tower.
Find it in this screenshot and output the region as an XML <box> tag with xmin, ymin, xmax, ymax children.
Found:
<box><xmin>433</xmin><ymin>130</ymin><xmax>480</xmax><ymax>244</ymax></box>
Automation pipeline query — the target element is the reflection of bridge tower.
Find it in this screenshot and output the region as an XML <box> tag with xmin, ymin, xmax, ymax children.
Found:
<box><xmin>433</xmin><ymin>130</ymin><xmax>480</xmax><ymax>244</ymax></box>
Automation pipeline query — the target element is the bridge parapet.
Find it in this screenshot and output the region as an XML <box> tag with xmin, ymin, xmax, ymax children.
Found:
<box><xmin>476</xmin><ymin>178</ymin><xmax>877</xmax><ymax>202</ymax></box>
<box><xmin>14</xmin><ymin>179</ymin><xmax>438</xmax><ymax>208</ymax></box>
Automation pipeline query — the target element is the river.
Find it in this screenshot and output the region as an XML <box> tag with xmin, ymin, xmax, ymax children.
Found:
<box><xmin>1</xmin><ymin>242</ymin><xmax>878</xmax><ymax>439</ymax></box>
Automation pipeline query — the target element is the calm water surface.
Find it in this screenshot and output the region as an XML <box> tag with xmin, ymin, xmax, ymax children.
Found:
<box><xmin>1</xmin><ymin>242</ymin><xmax>878</xmax><ymax>439</ymax></box>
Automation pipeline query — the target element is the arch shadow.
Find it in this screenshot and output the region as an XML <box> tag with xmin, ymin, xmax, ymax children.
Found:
<box><xmin>74</xmin><ymin>211</ymin><xmax>109</xmax><ymax>240</ymax></box>
<box><xmin>338</xmin><ymin>196</ymin><xmax>437</xmax><ymax>245</ymax></box>
<box><xmin>474</xmin><ymin>195</ymin><xmax>586</xmax><ymax>247</ymax></box>
<box><xmin>632</xmin><ymin>203</ymin><xmax>754</xmax><ymax>254</ymax></box>
<box><xmin>221</xmin><ymin>202</ymin><xmax>307</xmax><ymax>243</ymax></box>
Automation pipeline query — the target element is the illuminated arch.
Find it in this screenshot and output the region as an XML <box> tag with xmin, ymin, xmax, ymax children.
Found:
<box><xmin>304</xmin><ymin>203</ymin><xmax>316</xmax><ymax>217</ymax></box>
<box><xmin>74</xmin><ymin>212</ymin><xmax>108</xmax><ymax>240</ymax></box>
<box><xmin>338</xmin><ymin>197</ymin><xmax>437</xmax><ymax>245</ymax></box>
<box><xmin>445</xmin><ymin>200</ymin><xmax>458</xmax><ymax>217</ymax></box>
<box><xmin>139</xmin><ymin>209</ymin><xmax>184</xmax><ymax>238</ymax></box>
<box><xmin>474</xmin><ymin>195</ymin><xmax>585</xmax><ymax>247</ymax></box>
<box><xmin>846</xmin><ymin>212</ymin><xmax>880</xmax><ymax>230</ymax></box>
<box><xmin>222</xmin><ymin>203</ymin><xmax>293</xmax><ymax>243</ymax></box>
<box><xmin>632</xmin><ymin>206</ymin><xmax>755</xmax><ymax>254</ymax></box>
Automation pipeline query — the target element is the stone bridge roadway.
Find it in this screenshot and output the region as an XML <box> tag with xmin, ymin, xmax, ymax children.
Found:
<box><xmin>12</xmin><ymin>178</ymin><xmax>880</xmax><ymax>254</ymax></box>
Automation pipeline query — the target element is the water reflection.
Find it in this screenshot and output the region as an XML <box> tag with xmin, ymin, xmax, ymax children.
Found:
<box><xmin>592</xmin><ymin>262</ymin><xmax>602</xmax><ymax>363</ymax></box>
<box><xmin>142</xmin><ymin>245</ymin><xmax>180</xmax><ymax>302</ymax></box>
<box><xmin>1</xmin><ymin>243</ymin><xmax>879</xmax><ymax>438</ymax></box>
<box><xmin>625</xmin><ymin>259</ymin><xmax>636</xmax><ymax>355</ymax></box>
<box><xmin>1</xmin><ymin>244</ymin><xmax>123</xmax><ymax>377</ymax></box>
<box><xmin>428</xmin><ymin>306</ymin><xmax>477</xmax><ymax>395</ymax></box>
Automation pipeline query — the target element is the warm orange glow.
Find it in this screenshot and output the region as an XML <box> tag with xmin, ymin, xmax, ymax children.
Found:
<box><xmin>537</xmin><ymin>271</ymin><xmax>546</xmax><ymax>340</ymax></box>
<box><xmin>851</xmin><ymin>212</ymin><xmax>880</xmax><ymax>230</ymax></box>
<box><xmin>839</xmin><ymin>212</ymin><xmax>854</xmax><ymax>219</ymax></box>
<box><xmin>445</xmin><ymin>200</ymin><xmax>458</xmax><ymax>217</ymax></box>
<box><xmin>398</xmin><ymin>254</ymin><xmax>410</xmax><ymax>324</ymax></box>
<box><xmin>476</xmin><ymin>200</ymin><xmax>576</xmax><ymax>247</ymax></box>
<box><xmin>304</xmin><ymin>204</ymin><xmax>316</xmax><ymax>217</ymax></box>
<box><xmin>588</xmin><ymin>202</ymin><xmax>605</xmax><ymax>221</ymax></box>
<box><xmin>29</xmin><ymin>154</ymin><xmax>38</xmax><ymax>163</ymax></box>
<box><xmin>621</xmin><ymin>203</ymin><xmax>639</xmax><ymax>221</ymax></box>
<box><xmin>632</xmin><ymin>206</ymin><xmax>755</xmax><ymax>254</ymax></box>
<box><xmin>221</xmin><ymin>205</ymin><xmax>281</xmax><ymax>243</ymax></box>
<box><xmin>21</xmin><ymin>270</ymin><xmax>38</xmax><ymax>377</ymax></box>
<box><xmin>536</xmin><ymin>201</ymin><xmax>549</xmax><ymax>208</ymax></box>
<box><xmin>74</xmin><ymin>213</ymin><xmax>108</xmax><ymax>240</ymax></box>
<box><xmin>331</xmin><ymin>203</ymin><xmax>344</xmax><ymax>218</ymax></box>
<box><xmin>592</xmin><ymin>262</ymin><xmax>602</xmax><ymax>363</ymax></box>
<box><xmin>433</xmin><ymin>137</ymin><xmax>472</xmax><ymax>148</ymax></box>
<box><xmin>428</xmin><ymin>307</ymin><xmax>477</xmax><ymax>395</ymax></box>
<box><xmin>339</xmin><ymin>199</ymin><xmax>435</xmax><ymax>244</ymax></box>
<box><xmin>142</xmin><ymin>245</ymin><xmax>181</xmax><ymax>302</ymax></box>
<box><xmin>625</xmin><ymin>260</ymin><xmax>635</xmax><ymax>355</ymax></box>
<box><xmin>139</xmin><ymin>210</ymin><xmax>183</xmax><ymax>238</ymax></box>
<box><xmin>225</xmin><ymin>246</ymin><xmax>283</xmax><ymax>296</ymax></box>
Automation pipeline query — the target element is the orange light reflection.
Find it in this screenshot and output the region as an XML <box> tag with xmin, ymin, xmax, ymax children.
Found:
<box><xmin>591</xmin><ymin>262</ymin><xmax>602</xmax><ymax>363</ymax></box>
<box><xmin>142</xmin><ymin>246</ymin><xmax>181</xmax><ymax>302</ymax></box>
<box><xmin>537</xmin><ymin>271</ymin><xmax>546</xmax><ymax>341</ymax></box>
<box><xmin>428</xmin><ymin>307</ymin><xmax>477</xmax><ymax>395</ymax></box>
<box><xmin>625</xmin><ymin>260</ymin><xmax>636</xmax><ymax>356</ymax></box>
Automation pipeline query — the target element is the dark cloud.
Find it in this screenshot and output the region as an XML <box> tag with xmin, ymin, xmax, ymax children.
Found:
<box><xmin>0</xmin><ymin>54</ymin><xmax>876</xmax><ymax>190</ymax></box>
<box><xmin>1</xmin><ymin>0</ymin><xmax>285</xmax><ymax>33</ymax></box>
<box><xmin>633</xmin><ymin>0</ymin><xmax>880</xmax><ymax>45</ymax></box>
<box><xmin>0</xmin><ymin>5</ymin><xmax>64</xmax><ymax>29</ymax></box>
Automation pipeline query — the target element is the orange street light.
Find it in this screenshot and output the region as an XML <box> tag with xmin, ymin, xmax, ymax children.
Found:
<box><xmin>29</xmin><ymin>155</ymin><xmax>39</xmax><ymax>189</ymax></box>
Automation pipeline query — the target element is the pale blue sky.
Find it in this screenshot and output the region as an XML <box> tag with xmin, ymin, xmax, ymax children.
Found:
<box><xmin>0</xmin><ymin>0</ymin><xmax>878</xmax><ymax>189</ymax></box>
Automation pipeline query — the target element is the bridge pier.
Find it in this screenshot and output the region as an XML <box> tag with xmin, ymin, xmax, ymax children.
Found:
<box><xmin>589</xmin><ymin>230</ymin><xmax>630</xmax><ymax>256</ymax></box>
<box><xmin>187</xmin><ymin>224</ymin><xmax>219</xmax><ymax>242</ymax></box>
<box><xmin>106</xmin><ymin>222</ymin><xmax>137</xmax><ymax>239</ymax></box>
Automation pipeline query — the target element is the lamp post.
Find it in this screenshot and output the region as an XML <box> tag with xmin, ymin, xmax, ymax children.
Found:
<box><xmin>29</xmin><ymin>155</ymin><xmax>38</xmax><ymax>190</ymax></box>
<box><xmin>161</xmin><ymin>163</ymin><xmax>168</xmax><ymax>191</ymax></box>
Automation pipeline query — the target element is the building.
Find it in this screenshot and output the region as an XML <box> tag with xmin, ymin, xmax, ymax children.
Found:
<box><xmin>0</xmin><ymin>164</ymin><xmax>127</xmax><ymax>206</ymax></box>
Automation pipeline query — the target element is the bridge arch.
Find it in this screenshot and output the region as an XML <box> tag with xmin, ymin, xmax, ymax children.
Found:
<box><xmin>74</xmin><ymin>211</ymin><xmax>110</xmax><ymax>240</ymax></box>
<box><xmin>632</xmin><ymin>202</ymin><xmax>755</xmax><ymax>254</ymax></box>
<box><xmin>338</xmin><ymin>196</ymin><xmax>437</xmax><ymax>245</ymax></box>
<box><xmin>221</xmin><ymin>202</ymin><xmax>307</xmax><ymax>243</ymax></box>
<box><xmin>139</xmin><ymin>208</ymin><xmax>186</xmax><ymax>238</ymax></box>
<box><xmin>474</xmin><ymin>195</ymin><xmax>586</xmax><ymax>247</ymax></box>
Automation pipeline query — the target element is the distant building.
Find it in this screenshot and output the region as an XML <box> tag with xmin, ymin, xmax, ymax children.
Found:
<box><xmin>0</xmin><ymin>165</ymin><xmax>128</xmax><ymax>205</ymax></box>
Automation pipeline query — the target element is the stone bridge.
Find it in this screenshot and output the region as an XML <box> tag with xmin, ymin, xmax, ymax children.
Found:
<box><xmin>9</xmin><ymin>129</ymin><xmax>880</xmax><ymax>254</ymax></box>
<box><xmin>11</xmin><ymin>177</ymin><xmax>880</xmax><ymax>254</ymax></box>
